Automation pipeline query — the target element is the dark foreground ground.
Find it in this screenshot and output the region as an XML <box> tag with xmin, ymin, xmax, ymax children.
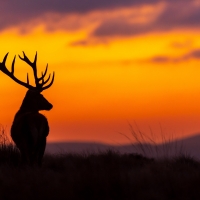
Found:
<box><xmin>0</xmin><ymin>145</ymin><xmax>200</xmax><ymax>200</ymax></box>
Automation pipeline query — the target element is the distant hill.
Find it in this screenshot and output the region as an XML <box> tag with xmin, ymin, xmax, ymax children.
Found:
<box><xmin>46</xmin><ymin>133</ymin><xmax>200</xmax><ymax>159</ymax></box>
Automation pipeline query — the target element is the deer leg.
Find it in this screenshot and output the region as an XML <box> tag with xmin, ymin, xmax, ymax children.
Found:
<box><xmin>15</xmin><ymin>138</ymin><xmax>31</xmax><ymax>165</ymax></box>
<box><xmin>38</xmin><ymin>138</ymin><xmax>46</xmax><ymax>166</ymax></box>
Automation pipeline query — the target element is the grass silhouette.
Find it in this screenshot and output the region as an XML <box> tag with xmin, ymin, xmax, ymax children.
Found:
<box><xmin>119</xmin><ymin>123</ymin><xmax>186</xmax><ymax>159</ymax></box>
<box><xmin>0</xmin><ymin>129</ymin><xmax>200</xmax><ymax>199</ymax></box>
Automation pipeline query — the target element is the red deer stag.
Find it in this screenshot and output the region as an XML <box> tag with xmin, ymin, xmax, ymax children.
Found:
<box><xmin>0</xmin><ymin>52</ymin><xmax>54</xmax><ymax>166</ymax></box>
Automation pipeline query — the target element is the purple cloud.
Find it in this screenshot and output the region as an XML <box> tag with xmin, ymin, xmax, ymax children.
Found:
<box><xmin>1</xmin><ymin>0</ymin><xmax>200</xmax><ymax>39</ymax></box>
<box><xmin>0</xmin><ymin>0</ymin><xmax>159</xmax><ymax>30</ymax></box>
<box><xmin>92</xmin><ymin>0</ymin><xmax>200</xmax><ymax>38</ymax></box>
<box><xmin>93</xmin><ymin>19</ymin><xmax>152</xmax><ymax>37</ymax></box>
<box><xmin>149</xmin><ymin>49</ymin><xmax>200</xmax><ymax>64</ymax></box>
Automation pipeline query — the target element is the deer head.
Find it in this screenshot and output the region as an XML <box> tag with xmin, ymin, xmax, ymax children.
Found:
<box><xmin>0</xmin><ymin>52</ymin><xmax>54</xmax><ymax>112</ymax></box>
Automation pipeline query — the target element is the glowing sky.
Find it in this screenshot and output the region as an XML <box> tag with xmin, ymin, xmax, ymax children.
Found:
<box><xmin>1</xmin><ymin>0</ymin><xmax>200</xmax><ymax>144</ymax></box>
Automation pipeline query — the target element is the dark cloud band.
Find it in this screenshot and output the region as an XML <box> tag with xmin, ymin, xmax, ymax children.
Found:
<box><xmin>0</xmin><ymin>0</ymin><xmax>160</xmax><ymax>30</ymax></box>
<box><xmin>92</xmin><ymin>0</ymin><xmax>200</xmax><ymax>38</ymax></box>
<box><xmin>150</xmin><ymin>49</ymin><xmax>200</xmax><ymax>64</ymax></box>
<box><xmin>0</xmin><ymin>0</ymin><xmax>159</xmax><ymax>14</ymax></box>
<box><xmin>0</xmin><ymin>0</ymin><xmax>199</xmax><ymax>39</ymax></box>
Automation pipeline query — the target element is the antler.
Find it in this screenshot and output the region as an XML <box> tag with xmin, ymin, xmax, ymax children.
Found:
<box><xmin>0</xmin><ymin>53</ymin><xmax>35</xmax><ymax>90</ymax></box>
<box><xmin>19</xmin><ymin>51</ymin><xmax>54</xmax><ymax>91</ymax></box>
<box><xmin>0</xmin><ymin>52</ymin><xmax>54</xmax><ymax>92</ymax></box>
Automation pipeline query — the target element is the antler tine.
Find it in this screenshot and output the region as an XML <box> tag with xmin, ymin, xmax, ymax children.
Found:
<box><xmin>18</xmin><ymin>51</ymin><xmax>39</xmax><ymax>87</ymax></box>
<box><xmin>2</xmin><ymin>53</ymin><xmax>9</xmax><ymax>65</ymax></box>
<box><xmin>11</xmin><ymin>55</ymin><xmax>16</xmax><ymax>74</ymax></box>
<box><xmin>18</xmin><ymin>51</ymin><xmax>33</xmax><ymax>67</ymax></box>
<box><xmin>41</xmin><ymin>73</ymin><xmax>51</xmax><ymax>86</ymax></box>
<box><xmin>0</xmin><ymin>53</ymin><xmax>10</xmax><ymax>76</ymax></box>
<box><xmin>27</xmin><ymin>73</ymin><xmax>29</xmax><ymax>85</ymax></box>
<box><xmin>38</xmin><ymin>64</ymin><xmax>48</xmax><ymax>81</ymax></box>
<box><xmin>41</xmin><ymin>72</ymin><xmax>55</xmax><ymax>91</ymax></box>
<box><xmin>37</xmin><ymin>63</ymin><xmax>54</xmax><ymax>91</ymax></box>
<box><xmin>0</xmin><ymin>53</ymin><xmax>34</xmax><ymax>89</ymax></box>
<box><xmin>34</xmin><ymin>51</ymin><xmax>37</xmax><ymax>65</ymax></box>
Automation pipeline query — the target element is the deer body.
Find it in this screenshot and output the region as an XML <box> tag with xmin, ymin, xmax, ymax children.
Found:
<box><xmin>11</xmin><ymin>111</ymin><xmax>49</xmax><ymax>165</ymax></box>
<box><xmin>11</xmin><ymin>90</ymin><xmax>53</xmax><ymax>165</ymax></box>
<box><xmin>0</xmin><ymin>52</ymin><xmax>55</xmax><ymax>166</ymax></box>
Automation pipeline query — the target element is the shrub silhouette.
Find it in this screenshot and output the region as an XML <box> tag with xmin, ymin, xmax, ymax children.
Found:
<box><xmin>0</xmin><ymin>143</ymin><xmax>199</xmax><ymax>200</ymax></box>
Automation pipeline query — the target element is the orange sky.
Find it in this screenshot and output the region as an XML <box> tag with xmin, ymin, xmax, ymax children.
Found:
<box><xmin>1</xmin><ymin>1</ymin><xmax>200</xmax><ymax>144</ymax></box>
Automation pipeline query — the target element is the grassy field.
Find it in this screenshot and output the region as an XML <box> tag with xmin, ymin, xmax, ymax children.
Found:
<box><xmin>0</xmin><ymin>143</ymin><xmax>200</xmax><ymax>200</ymax></box>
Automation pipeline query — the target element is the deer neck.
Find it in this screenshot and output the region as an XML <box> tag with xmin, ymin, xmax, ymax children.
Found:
<box><xmin>18</xmin><ymin>95</ymin><xmax>39</xmax><ymax>114</ymax></box>
<box><xmin>19</xmin><ymin>102</ymin><xmax>39</xmax><ymax>113</ymax></box>
<box><xmin>19</xmin><ymin>107</ymin><xmax>38</xmax><ymax>114</ymax></box>
<box><xmin>14</xmin><ymin>107</ymin><xmax>38</xmax><ymax>121</ymax></box>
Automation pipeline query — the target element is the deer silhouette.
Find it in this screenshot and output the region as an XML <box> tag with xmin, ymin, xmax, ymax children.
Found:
<box><xmin>0</xmin><ymin>52</ymin><xmax>54</xmax><ymax>166</ymax></box>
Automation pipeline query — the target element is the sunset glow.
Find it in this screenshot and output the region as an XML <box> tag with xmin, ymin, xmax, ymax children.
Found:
<box><xmin>1</xmin><ymin>0</ymin><xmax>200</xmax><ymax>144</ymax></box>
